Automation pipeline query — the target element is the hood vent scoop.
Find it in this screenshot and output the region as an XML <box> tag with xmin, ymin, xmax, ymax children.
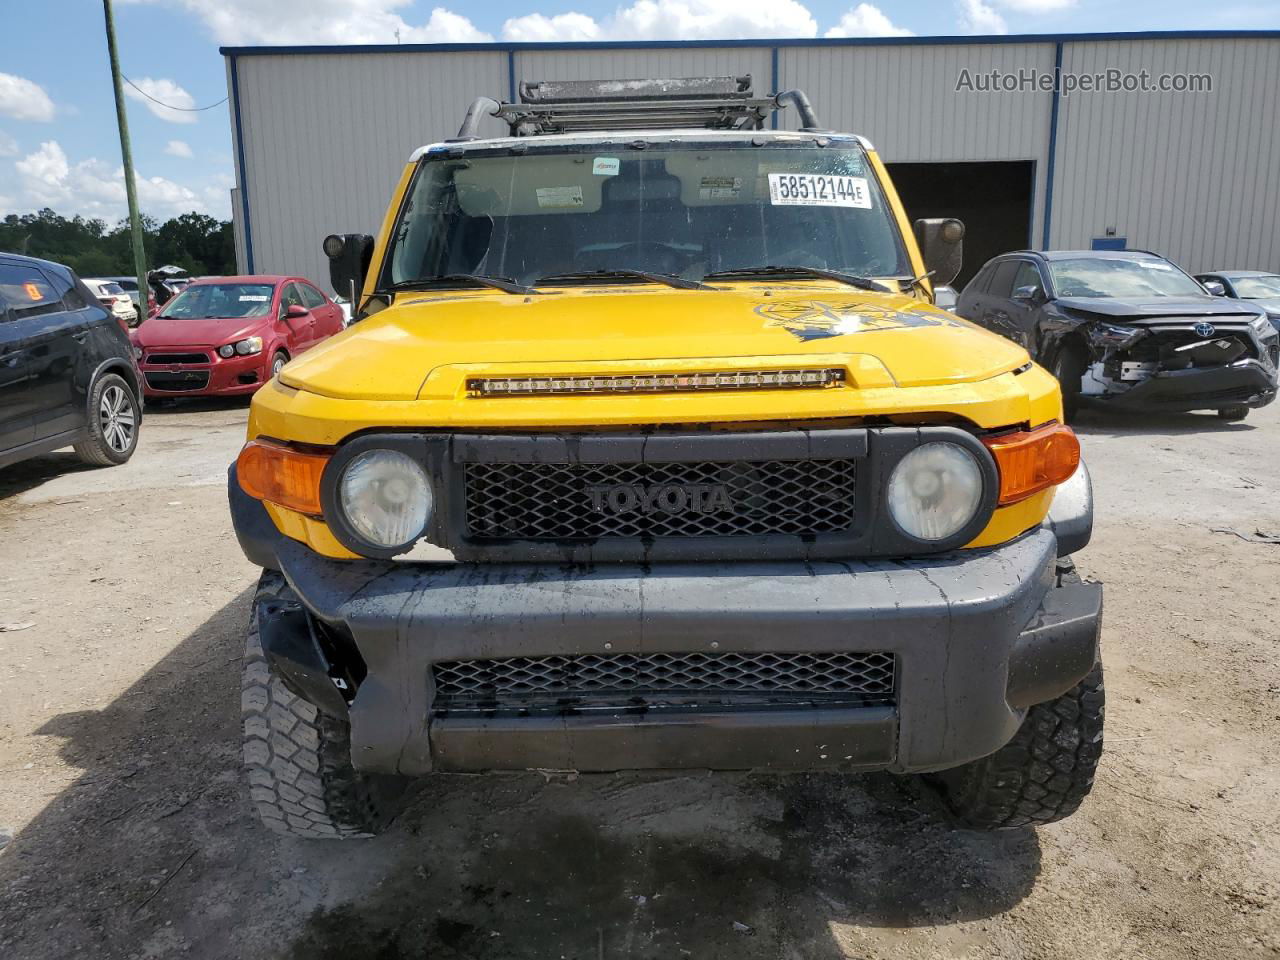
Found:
<box><xmin>468</xmin><ymin>368</ymin><xmax>846</xmax><ymax>397</ymax></box>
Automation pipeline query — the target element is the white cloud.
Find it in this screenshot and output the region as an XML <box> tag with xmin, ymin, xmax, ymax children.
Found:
<box><xmin>0</xmin><ymin>130</ymin><xmax>18</xmax><ymax>158</ymax></box>
<box><xmin>957</xmin><ymin>0</ymin><xmax>1008</xmax><ymax>34</ymax></box>
<box><xmin>503</xmin><ymin>0</ymin><xmax>818</xmax><ymax>41</ymax></box>
<box><xmin>164</xmin><ymin>139</ymin><xmax>195</xmax><ymax>158</ymax></box>
<box><xmin>6</xmin><ymin>139</ymin><xmax>228</xmax><ymax>221</ymax></box>
<box><xmin>124</xmin><ymin>77</ymin><xmax>199</xmax><ymax>124</ymax></box>
<box><xmin>502</xmin><ymin>12</ymin><xmax>600</xmax><ymax>42</ymax></box>
<box><xmin>0</xmin><ymin>73</ymin><xmax>56</xmax><ymax>123</ymax></box>
<box><xmin>992</xmin><ymin>0</ymin><xmax>1075</xmax><ymax>10</ymax></box>
<box><xmin>132</xmin><ymin>0</ymin><xmax>493</xmax><ymax>44</ymax></box>
<box><xmin>824</xmin><ymin>3</ymin><xmax>912</xmax><ymax>37</ymax></box>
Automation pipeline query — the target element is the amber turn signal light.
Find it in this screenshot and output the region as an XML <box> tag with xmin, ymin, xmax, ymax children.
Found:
<box><xmin>236</xmin><ymin>439</ymin><xmax>330</xmax><ymax>516</ymax></box>
<box><xmin>982</xmin><ymin>421</ymin><xmax>1080</xmax><ymax>505</ymax></box>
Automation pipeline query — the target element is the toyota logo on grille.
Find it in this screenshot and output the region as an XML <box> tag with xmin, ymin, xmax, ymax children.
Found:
<box><xmin>586</xmin><ymin>483</ymin><xmax>733</xmax><ymax>515</ymax></box>
<box><xmin>1194</xmin><ymin>321</ymin><xmax>1217</xmax><ymax>338</ymax></box>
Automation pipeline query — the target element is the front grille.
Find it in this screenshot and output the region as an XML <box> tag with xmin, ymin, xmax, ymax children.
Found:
<box><xmin>145</xmin><ymin>352</ymin><xmax>209</xmax><ymax>365</ymax></box>
<box><xmin>463</xmin><ymin>458</ymin><xmax>857</xmax><ymax>539</ymax></box>
<box><xmin>145</xmin><ymin>371</ymin><xmax>210</xmax><ymax>391</ymax></box>
<box><xmin>433</xmin><ymin>650</ymin><xmax>895</xmax><ymax>710</ymax></box>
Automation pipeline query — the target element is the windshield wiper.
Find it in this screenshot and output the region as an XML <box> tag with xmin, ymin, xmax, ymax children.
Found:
<box><xmin>704</xmin><ymin>266</ymin><xmax>893</xmax><ymax>294</ymax></box>
<box><xmin>389</xmin><ymin>274</ymin><xmax>538</xmax><ymax>295</ymax></box>
<box><xmin>536</xmin><ymin>269</ymin><xmax>713</xmax><ymax>291</ymax></box>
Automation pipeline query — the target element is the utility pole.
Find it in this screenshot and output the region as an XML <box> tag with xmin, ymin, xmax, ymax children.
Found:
<box><xmin>102</xmin><ymin>0</ymin><xmax>149</xmax><ymax>322</ymax></box>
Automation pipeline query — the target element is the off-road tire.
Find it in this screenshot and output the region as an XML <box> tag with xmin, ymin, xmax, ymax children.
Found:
<box><xmin>1051</xmin><ymin>342</ymin><xmax>1089</xmax><ymax>422</ymax></box>
<box><xmin>242</xmin><ymin>572</ymin><xmax>404</xmax><ymax>838</ymax></box>
<box><xmin>929</xmin><ymin>663</ymin><xmax>1105</xmax><ymax>830</ymax></box>
<box><xmin>1216</xmin><ymin>404</ymin><xmax>1249</xmax><ymax>422</ymax></box>
<box><xmin>73</xmin><ymin>372</ymin><xmax>139</xmax><ymax>466</ymax></box>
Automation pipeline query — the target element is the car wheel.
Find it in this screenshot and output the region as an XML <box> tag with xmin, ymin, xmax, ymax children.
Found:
<box><xmin>243</xmin><ymin>572</ymin><xmax>407</xmax><ymax>838</ymax></box>
<box><xmin>270</xmin><ymin>351</ymin><xmax>288</xmax><ymax>380</ymax></box>
<box><xmin>1051</xmin><ymin>342</ymin><xmax>1089</xmax><ymax>422</ymax></box>
<box><xmin>73</xmin><ymin>372</ymin><xmax>140</xmax><ymax>466</ymax></box>
<box><xmin>927</xmin><ymin>662</ymin><xmax>1105</xmax><ymax>830</ymax></box>
<box><xmin>1216</xmin><ymin>404</ymin><xmax>1249</xmax><ymax>422</ymax></box>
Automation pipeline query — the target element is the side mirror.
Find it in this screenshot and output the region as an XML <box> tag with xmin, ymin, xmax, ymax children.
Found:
<box><xmin>285</xmin><ymin>304</ymin><xmax>309</xmax><ymax>319</ymax></box>
<box><xmin>1013</xmin><ymin>284</ymin><xmax>1044</xmax><ymax>303</ymax></box>
<box><xmin>1202</xmin><ymin>280</ymin><xmax>1227</xmax><ymax>297</ymax></box>
<box><xmin>913</xmin><ymin>218</ymin><xmax>964</xmax><ymax>287</ymax></box>
<box><xmin>323</xmin><ymin>233</ymin><xmax>375</xmax><ymax>315</ymax></box>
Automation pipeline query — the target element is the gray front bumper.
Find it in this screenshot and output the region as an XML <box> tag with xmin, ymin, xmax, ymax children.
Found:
<box><xmin>267</xmin><ymin>525</ymin><xmax>1101</xmax><ymax>778</ymax></box>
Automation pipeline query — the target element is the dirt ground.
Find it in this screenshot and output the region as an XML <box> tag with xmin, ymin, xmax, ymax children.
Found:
<box><xmin>0</xmin><ymin>396</ymin><xmax>1277</xmax><ymax>959</ymax></box>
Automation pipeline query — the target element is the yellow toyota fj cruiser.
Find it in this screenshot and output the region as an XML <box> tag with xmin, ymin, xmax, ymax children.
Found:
<box><xmin>230</xmin><ymin>78</ymin><xmax>1102</xmax><ymax>839</ymax></box>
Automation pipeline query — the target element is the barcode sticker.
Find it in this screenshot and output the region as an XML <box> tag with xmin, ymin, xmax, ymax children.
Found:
<box><xmin>768</xmin><ymin>173</ymin><xmax>871</xmax><ymax>208</ymax></box>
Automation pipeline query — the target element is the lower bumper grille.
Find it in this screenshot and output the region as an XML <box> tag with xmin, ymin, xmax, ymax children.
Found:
<box><xmin>145</xmin><ymin>371</ymin><xmax>211</xmax><ymax>391</ymax></box>
<box><xmin>463</xmin><ymin>457</ymin><xmax>858</xmax><ymax>539</ymax></box>
<box><xmin>432</xmin><ymin>650</ymin><xmax>896</xmax><ymax>710</ymax></box>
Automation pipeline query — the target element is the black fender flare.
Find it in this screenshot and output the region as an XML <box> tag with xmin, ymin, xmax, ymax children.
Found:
<box><xmin>87</xmin><ymin>356</ymin><xmax>144</xmax><ymax>412</ymax></box>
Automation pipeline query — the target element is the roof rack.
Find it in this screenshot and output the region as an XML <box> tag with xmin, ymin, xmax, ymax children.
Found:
<box><xmin>452</xmin><ymin>76</ymin><xmax>824</xmax><ymax>140</ymax></box>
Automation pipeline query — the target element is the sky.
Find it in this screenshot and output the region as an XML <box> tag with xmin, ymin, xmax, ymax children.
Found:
<box><xmin>3</xmin><ymin>0</ymin><xmax>1278</xmax><ymax>226</ymax></box>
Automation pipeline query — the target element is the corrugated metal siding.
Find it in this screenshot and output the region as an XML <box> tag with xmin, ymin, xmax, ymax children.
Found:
<box><xmin>233</xmin><ymin>51</ymin><xmax>506</xmax><ymax>287</ymax></box>
<box><xmin>779</xmin><ymin>43</ymin><xmax>1055</xmax><ymax>246</ymax></box>
<box><xmin>227</xmin><ymin>38</ymin><xmax>1280</xmax><ymax>288</ymax></box>
<box><xmin>1051</xmin><ymin>38</ymin><xmax>1280</xmax><ymax>271</ymax></box>
<box><xmin>514</xmin><ymin>48</ymin><xmax>773</xmax><ymax>92</ymax></box>
<box><xmin>230</xmin><ymin>187</ymin><xmax>246</xmax><ymax>273</ymax></box>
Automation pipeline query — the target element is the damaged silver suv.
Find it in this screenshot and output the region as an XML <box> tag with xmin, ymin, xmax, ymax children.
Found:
<box><xmin>957</xmin><ymin>249</ymin><xmax>1280</xmax><ymax>421</ymax></box>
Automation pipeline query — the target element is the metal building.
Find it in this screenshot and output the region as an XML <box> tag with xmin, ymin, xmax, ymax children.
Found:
<box><xmin>220</xmin><ymin>31</ymin><xmax>1280</xmax><ymax>291</ymax></box>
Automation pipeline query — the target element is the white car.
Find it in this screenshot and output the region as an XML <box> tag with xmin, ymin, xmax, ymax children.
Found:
<box><xmin>83</xmin><ymin>278</ymin><xmax>139</xmax><ymax>326</ymax></box>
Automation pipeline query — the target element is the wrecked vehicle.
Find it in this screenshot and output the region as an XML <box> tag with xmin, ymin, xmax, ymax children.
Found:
<box><xmin>957</xmin><ymin>250</ymin><xmax>1279</xmax><ymax>421</ymax></box>
<box><xmin>228</xmin><ymin>77</ymin><xmax>1103</xmax><ymax>839</ymax></box>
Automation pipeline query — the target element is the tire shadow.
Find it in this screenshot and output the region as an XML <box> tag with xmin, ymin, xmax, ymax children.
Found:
<box><xmin>1</xmin><ymin>592</ymin><xmax>1041</xmax><ymax>960</ymax></box>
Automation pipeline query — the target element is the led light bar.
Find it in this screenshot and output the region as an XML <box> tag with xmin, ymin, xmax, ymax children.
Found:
<box><xmin>467</xmin><ymin>368</ymin><xmax>846</xmax><ymax>396</ymax></box>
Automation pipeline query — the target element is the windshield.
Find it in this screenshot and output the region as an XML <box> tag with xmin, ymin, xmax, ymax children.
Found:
<box><xmin>100</xmin><ymin>282</ymin><xmax>124</xmax><ymax>296</ymax></box>
<box><xmin>159</xmin><ymin>283</ymin><xmax>275</xmax><ymax>319</ymax></box>
<box><xmin>1232</xmin><ymin>275</ymin><xmax>1280</xmax><ymax>299</ymax></box>
<box><xmin>383</xmin><ymin>142</ymin><xmax>910</xmax><ymax>288</ymax></box>
<box><xmin>1048</xmin><ymin>258</ymin><xmax>1205</xmax><ymax>298</ymax></box>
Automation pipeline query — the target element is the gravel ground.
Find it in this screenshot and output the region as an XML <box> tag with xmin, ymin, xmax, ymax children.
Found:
<box><xmin>0</xmin><ymin>396</ymin><xmax>1277</xmax><ymax>959</ymax></box>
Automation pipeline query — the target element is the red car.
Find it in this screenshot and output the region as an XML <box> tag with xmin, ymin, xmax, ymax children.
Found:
<box><xmin>131</xmin><ymin>275</ymin><xmax>346</xmax><ymax>398</ymax></box>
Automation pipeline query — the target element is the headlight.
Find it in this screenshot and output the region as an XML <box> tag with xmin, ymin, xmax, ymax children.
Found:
<box><xmin>217</xmin><ymin>343</ymin><xmax>235</xmax><ymax>358</ymax></box>
<box><xmin>1251</xmin><ymin>313</ymin><xmax>1276</xmax><ymax>336</ymax></box>
<box><xmin>339</xmin><ymin>449</ymin><xmax>432</xmax><ymax>550</ymax></box>
<box><xmin>234</xmin><ymin>336</ymin><xmax>263</xmax><ymax>356</ymax></box>
<box><xmin>887</xmin><ymin>442</ymin><xmax>984</xmax><ymax>541</ymax></box>
<box><xmin>1089</xmin><ymin>322</ymin><xmax>1146</xmax><ymax>350</ymax></box>
<box><xmin>132</xmin><ymin>346</ymin><xmax>143</xmax><ymax>361</ymax></box>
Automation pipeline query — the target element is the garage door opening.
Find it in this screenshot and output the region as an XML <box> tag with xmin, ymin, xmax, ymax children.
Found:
<box><xmin>885</xmin><ymin>161</ymin><xmax>1035</xmax><ymax>290</ymax></box>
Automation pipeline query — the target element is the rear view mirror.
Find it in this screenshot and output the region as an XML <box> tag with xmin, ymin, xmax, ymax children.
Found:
<box><xmin>1013</xmin><ymin>284</ymin><xmax>1043</xmax><ymax>303</ymax></box>
<box><xmin>1202</xmin><ymin>280</ymin><xmax>1227</xmax><ymax>297</ymax></box>
<box><xmin>323</xmin><ymin>233</ymin><xmax>375</xmax><ymax>315</ymax></box>
<box><xmin>913</xmin><ymin>218</ymin><xmax>965</xmax><ymax>287</ymax></box>
<box><xmin>285</xmin><ymin>304</ymin><xmax>309</xmax><ymax>319</ymax></box>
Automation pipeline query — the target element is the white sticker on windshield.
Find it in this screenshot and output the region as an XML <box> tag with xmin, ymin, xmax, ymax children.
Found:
<box><xmin>592</xmin><ymin>157</ymin><xmax>620</xmax><ymax>176</ymax></box>
<box><xmin>768</xmin><ymin>173</ymin><xmax>871</xmax><ymax>209</ymax></box>
<box><xmin>536</xmin><ymin>185</ymin><xmax>584</xmax><ymax>208</ymax></box>
<box><xmin>699</xmin><ymin>175</ymin><xmax>742</xmax><ymax>200</ymax></box>
<box><xmin>1138</xmin><ymin>260</ymin><xmax>1173</xmax><ymax>270</ymax></box>
<box><xmin>239</xmin><ymin>295</ymin><xmax>269</xmax><ymax>301</ymax></box>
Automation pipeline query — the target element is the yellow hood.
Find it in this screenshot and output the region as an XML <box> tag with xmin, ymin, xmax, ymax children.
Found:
<box><xmin>279</xmin><ymin>283</ymin><xmax>1029</xmax><ymax>401</ymax></box>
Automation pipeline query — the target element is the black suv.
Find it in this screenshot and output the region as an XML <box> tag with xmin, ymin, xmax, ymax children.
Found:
<box><xmin>956</xmin><ymin>249</ymin><xmax>1279</xmax><ymax>421</ymax></box>
<box><xmin>0</xmin><ymin>253</ymin><xmax>142</xmax><ymax>470</ymax></box>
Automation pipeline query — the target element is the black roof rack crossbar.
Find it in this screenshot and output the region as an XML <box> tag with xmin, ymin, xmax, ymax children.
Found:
<box><xmin>451</xmin><ymin>76</ymin><xmax>826</xmax><ymax>139</ymax></box>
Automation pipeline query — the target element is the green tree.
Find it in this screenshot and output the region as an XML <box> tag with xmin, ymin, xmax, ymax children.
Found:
<box><xmin>0</xmin><ymin>208</ymin><xmax>235</xmax><ymax>277</ymax></box>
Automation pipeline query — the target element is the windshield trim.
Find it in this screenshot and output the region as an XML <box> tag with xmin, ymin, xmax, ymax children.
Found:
<box><xmin>377</xmin><ymin>138</ymin><xmax>909</xmax><ymax>296</ymax></box>
<box><xmin>1046</xmin><ymin>256</ymin><xmax>1206</xmax><ymax>299</ymax></box>
<box><xmin>158</xmin><ymin>282</ymin><xmax>278</xmax><ymax>320</ymax></box>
